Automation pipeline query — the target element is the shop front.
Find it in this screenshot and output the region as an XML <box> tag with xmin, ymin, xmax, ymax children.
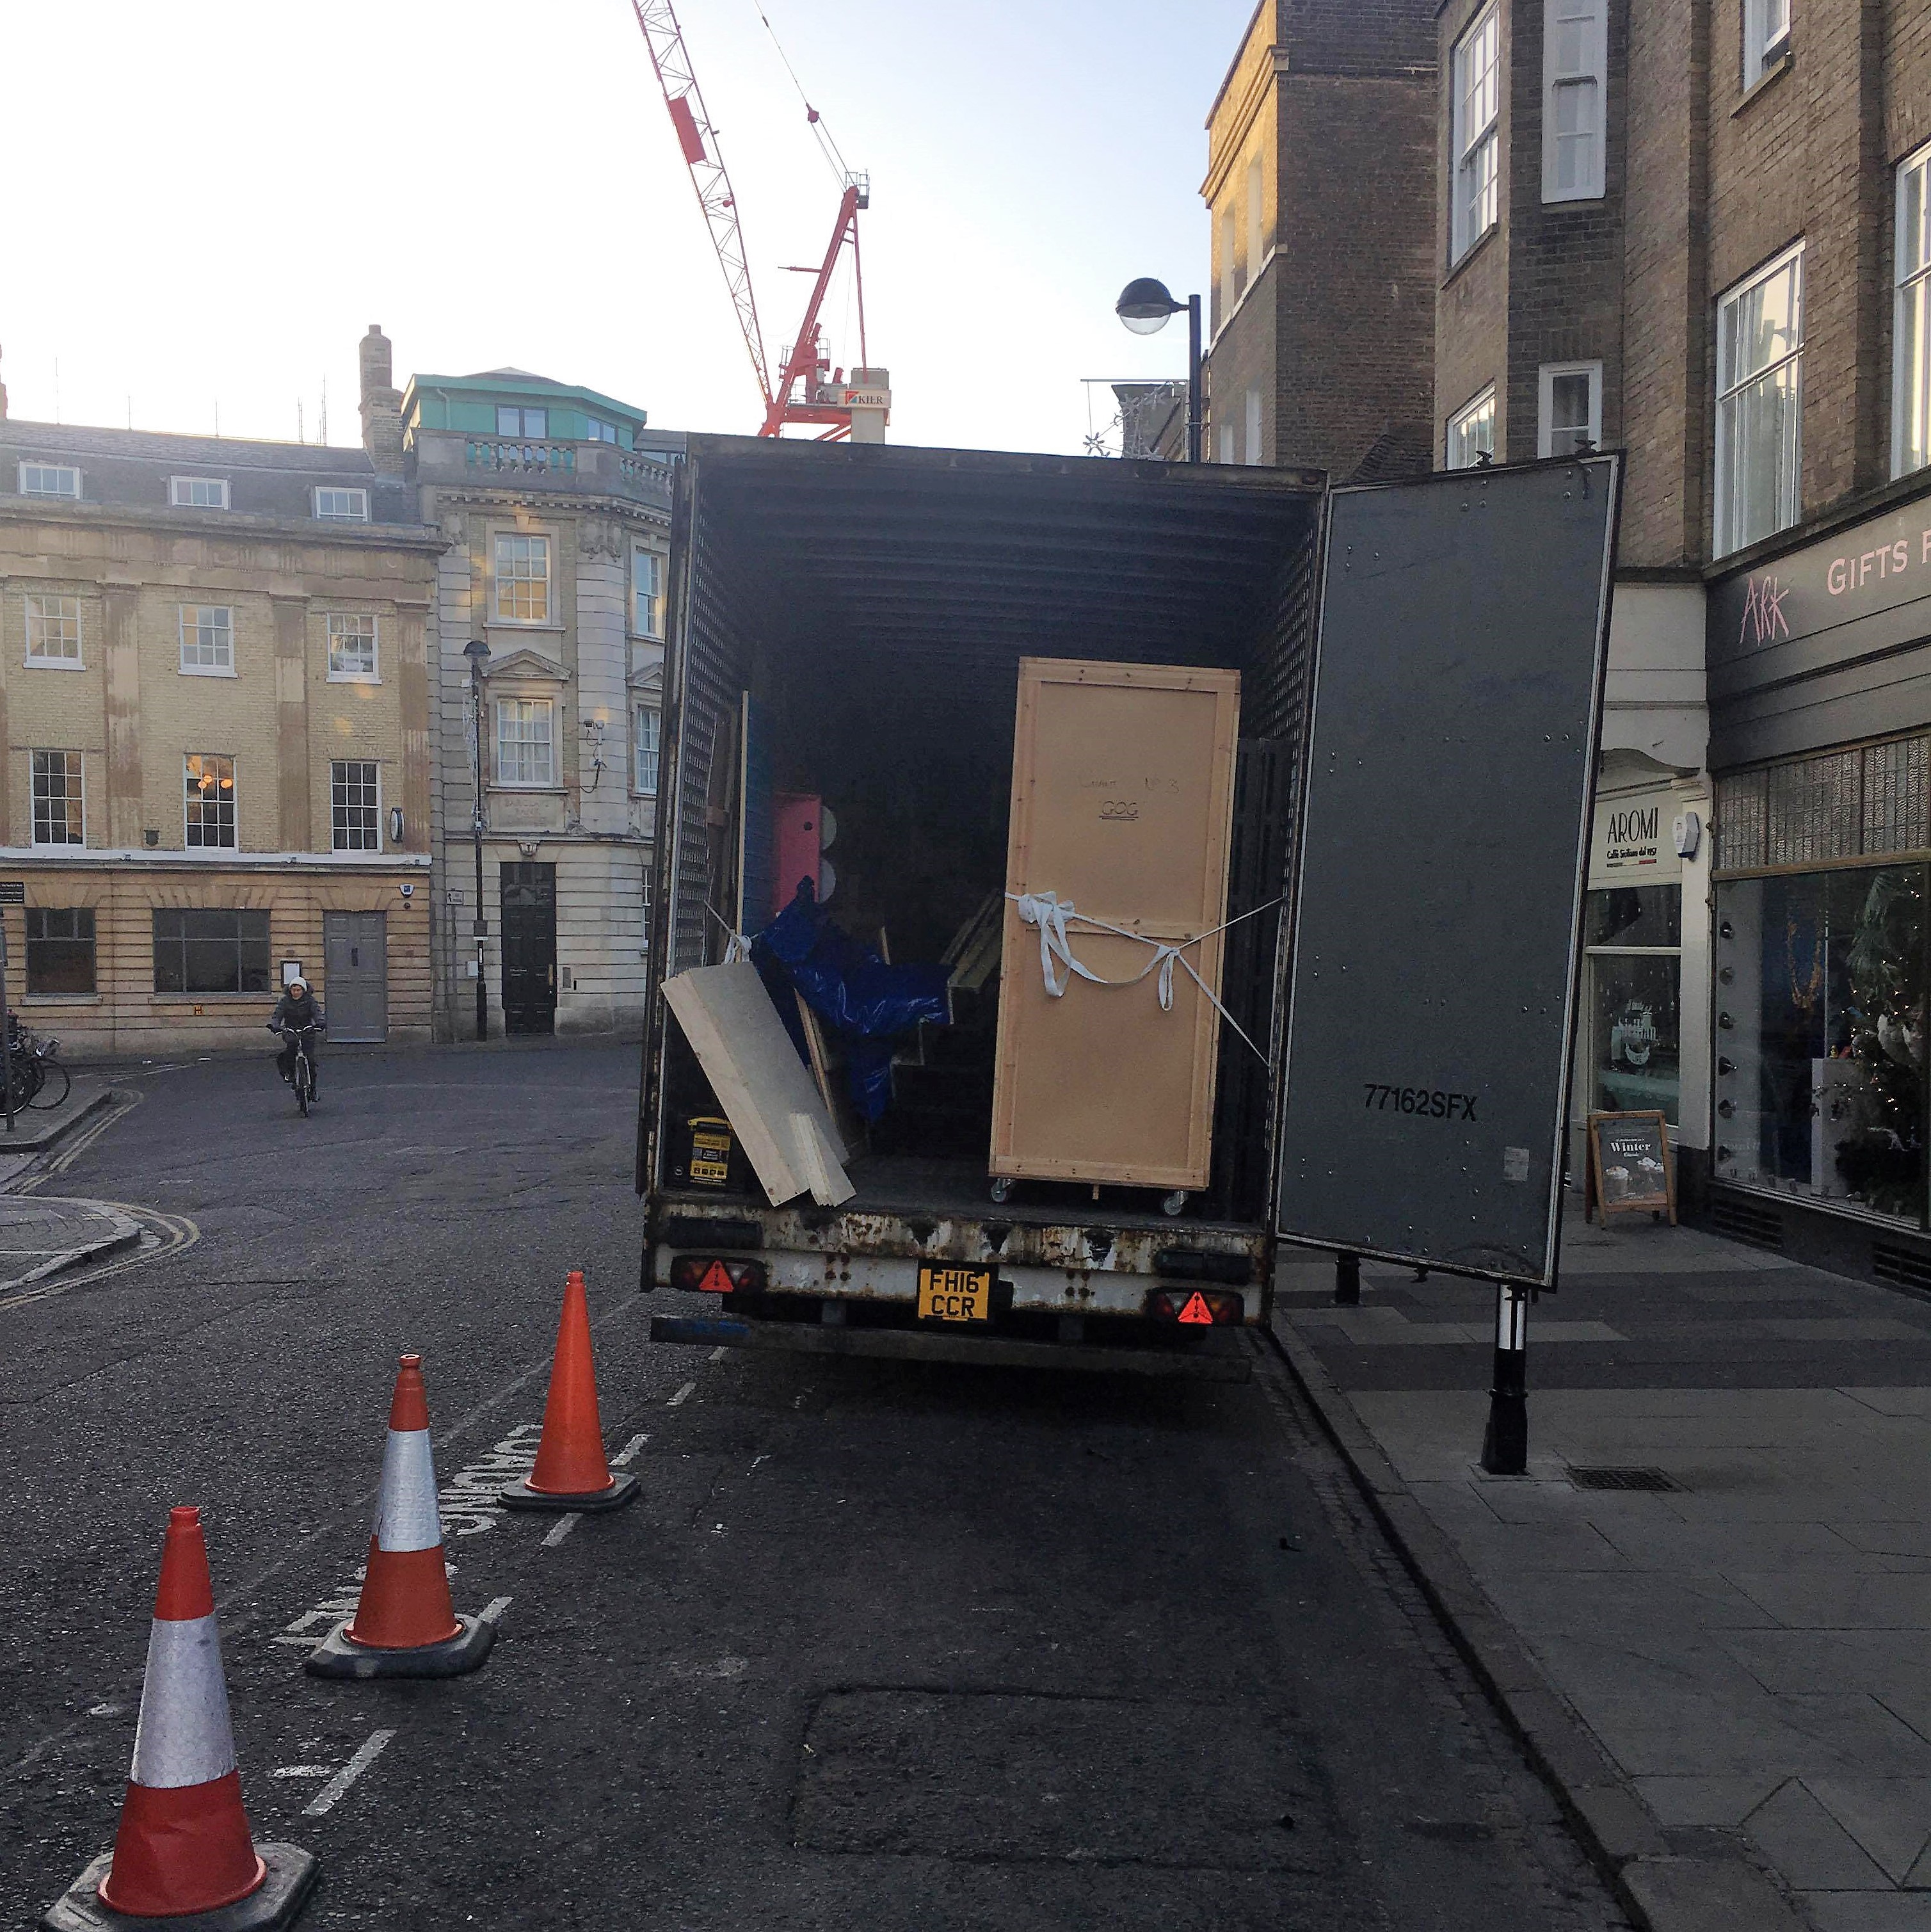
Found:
<box><xmin>1704</xmin><ymin>476</ymin><xmax>1931</xmax><ymax>1278</ymax></box>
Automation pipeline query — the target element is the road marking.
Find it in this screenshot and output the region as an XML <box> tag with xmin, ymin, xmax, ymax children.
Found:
<box><xmin>611</xmin><ymin>1433</ymin><xmax>649</xmax><ymax>1467</ymax></box>
<box><xmin>668</xmin><ymin>1381</ymin><xmax>696</xmax><ymax>1407</ymax></box>
<box><xmin>87</xmin><ymin>1703</ymin><xmax>124</xmax><ymax>1718</ymax></box>
<box><xmin>748</xmin><ymin>1454</ymin><xmax>768</xmax><ymax>1474</ymax></box>
<box><xmin>272</xmin><ymin>1766</ymin><xmax>333</xmax><ymax>1780</ymax></box>
<box><xmin>479</xmin><ymin>1595</ymin><xmax>513</xmax><ymax>1625</ymax></box>
<box><xmin>541</xmin><ymin>1513</ymin><xmax>581</xmax><ymax>1548</ymax></box>
<box><xmin>709</xmin><ymin>1345</ymin><xmax>727</xmax><ymax>1361</ymax></box>
<box><xmin>0</xmin><ymin>1204</ymin><xmax>196</xmax><ymax>1310</ymax></box>
<box><xmin>301</xmin><ymin>1729</ymin><xmax>396</xmax><ymax>1817</ymax></box>
<box><xmin>435</xmin><ymin>1421</ymin><xmax>543</xmax><ymax>1536</ymax></box>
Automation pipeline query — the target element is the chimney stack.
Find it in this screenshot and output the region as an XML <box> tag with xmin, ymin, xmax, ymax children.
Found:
<box><xmin>358</xmin><ymin>324</ymin><xmax>404</xmax><ymax>475</ymax></box>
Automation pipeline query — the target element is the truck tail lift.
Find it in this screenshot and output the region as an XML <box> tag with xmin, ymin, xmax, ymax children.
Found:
<box><xmin>629</xmin><ymin>0</ymin><xmax>888</xmax><ymax>441</ymax></box>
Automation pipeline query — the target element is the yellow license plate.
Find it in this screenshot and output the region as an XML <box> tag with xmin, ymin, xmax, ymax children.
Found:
<box><xmin>917</xmin><ymin>1263</ymin><xmax>993</xmax><ymax>1323</ymax></box>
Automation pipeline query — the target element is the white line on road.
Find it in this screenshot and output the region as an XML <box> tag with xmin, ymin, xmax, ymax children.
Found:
<box><xmin>541</xmin><ymin>1513</ymin><xmax>581</xmax><ymax>1548</ymax></box>
<box><xmin>301</xmin><ymin>1729</ymin><xmax>396</xmax><ymax>1817</ymax></box>
<box><xmin>272</xmin><ymin>1766</ymin><xmax>333</xmax><ymax>1780</ymax></box>
<box><xmin>709</xmin><ymin>1345</ymin><xmax>727</xmax><ymax>1361</ymax></box>
<box><xmin>479</xmin><ymin>1595</ymin><xmax>514</xmax><ymax>1625</ymax></box>
<box><xmin>668</xmin><ymin>1381</ymin><xmax>696</xmax><ymax>1407</ymax></box>
<box><xmin>611</xmin><ymin>1433</ymin><xmax>648</xmax><ymax>1467</ymax></box>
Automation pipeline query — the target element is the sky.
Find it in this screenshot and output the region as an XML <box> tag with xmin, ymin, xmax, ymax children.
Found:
<box><xmin>3</xmin><ymin>0</ymin><xmax>1258</xmax><ymax>456</ymax></box>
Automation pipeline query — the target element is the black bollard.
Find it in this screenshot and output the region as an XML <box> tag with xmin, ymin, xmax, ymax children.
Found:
<box><xmin>1480</xmin><ymin>1282</ymin><xmax>1528</xmax><ymax>1474</ymax></box>
<box><xmin>1334</xmin><ymin>1251</ymin><xmax>1361</xmax><ymax>1307</ymax></box>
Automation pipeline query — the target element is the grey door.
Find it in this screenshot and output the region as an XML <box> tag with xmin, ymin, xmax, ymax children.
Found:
<box><xmin>323</xmin><ymin>912</ymin><xmax>388</xmax><ymax>1043</ymax></box>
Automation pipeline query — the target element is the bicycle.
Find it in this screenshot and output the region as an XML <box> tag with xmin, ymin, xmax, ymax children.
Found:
<box><xmin>274</xmin><ymin>1022</ymin><xmax>323</xmax><ymax>1116</ymax></box>
<box><xmin>3</xmin><ymin>1020</ymin><xmax>63</xmax><ymax>1111</ymax></box>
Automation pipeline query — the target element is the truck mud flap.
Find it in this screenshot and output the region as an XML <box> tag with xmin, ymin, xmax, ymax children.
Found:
<box><xmin>649</xmin><ymin>1315</ymin><xmax>1253</xmax><ymax>1383</ymax></box>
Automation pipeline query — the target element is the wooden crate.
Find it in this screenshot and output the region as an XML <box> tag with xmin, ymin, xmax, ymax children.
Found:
<box><xmin>990</xmin><ymin>659</ymin><xmax>1241</xmax><ymax>1191</ymax></box>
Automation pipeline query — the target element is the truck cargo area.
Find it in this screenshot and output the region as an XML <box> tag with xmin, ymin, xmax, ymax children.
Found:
<box><xmin>642</xmin><ymin>439</ymin><xmax>1325</xmax><ymax>1337</ymax></box>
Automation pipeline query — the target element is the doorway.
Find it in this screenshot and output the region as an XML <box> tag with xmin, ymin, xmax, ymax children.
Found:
<box><xmin>501</xmin><ymin>862</ymin><xmax>557</xmax><ymax>1035</ymax></box>
<box><xmin>323</xmin><ymin>912</ymin><xmax>389</xmax><ymax>1043</ymax></box>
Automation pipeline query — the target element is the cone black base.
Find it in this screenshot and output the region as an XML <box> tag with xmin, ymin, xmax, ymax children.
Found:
<box><xmin>303</xmin><ymin>1613</ymin><xmax>494</xmax><ymax>1680</ymax></box>
<box><xmin>498</xmin><ymin>1470</ymin><xmax>639</xmax><ymax>1513</ymax></box>
<box><xmin>42</xmin><ymin>1844</ymin><xmax>319</xmax><ymax>1932</ymax></box>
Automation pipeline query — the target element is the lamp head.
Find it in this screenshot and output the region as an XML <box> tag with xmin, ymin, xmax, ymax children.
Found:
<box><xmin>463</xmin><ymin>637</ymin><xmax>490</xmax><ymax>666</ymax></box>
<box><xmin>1116</xmin><ymin>277</ymin><xmax>1182</xmax><ymax>335</ymax></box>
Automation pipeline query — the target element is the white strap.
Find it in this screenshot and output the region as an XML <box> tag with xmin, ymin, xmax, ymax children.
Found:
<box><xmin>1009</xmin><ymin>892</ymin><xmax>1278</xmax><ymax>1063</ymax></box>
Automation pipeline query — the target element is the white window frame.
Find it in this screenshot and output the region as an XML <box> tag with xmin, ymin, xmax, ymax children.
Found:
<box><xmin>1538</xmin><ymin>360</ymin><xmax>1603</xmax><ymax>455</ymax></box>
<box><xmin>312</xmin><ymin>486</ymin><xmax>369</xmax><ymax>522</ymax></box>
<box><xmin>184</xmin><ymin>753</ymin><xmax>237</xmax><ymax>849</ymax></box>
<box><xmin>1895</xmin><ymin>141</ymin><xmax>1931</xmax><ymax>480</ymax></box>
<box><xmin>1246</xmin><ymin>155</ymin><xmax>1266</xmax><ymax>276</ymax></box>
<box><xmin>1218</xmin><ymin>205</ymin><xmax>1238</xmax><ymax>328</ymax></box>
<box><xmin>494</xmin><ymin>533</ymin><xmax>552</xmax><ymax>625</ymax></box>
<box><xmin>24</xmin><ymin>593</ymin><xmax>83</xmax><ymax>669</ymax></box>
<box><xmin>1215</xmin><ymin>422</ymin><xmax>1237</xmax><ymax>464</ymax></box>
<box><xmin>1742</xmin><ymin>0</ymin><xmax>1790</xmax><ymax>87</ymax></box>
<box><xmin>31</xmin><ymin>750</ymin><xmax>84</xmax><ymax>848</ymax></box>
<box><xmin>18</xmin><ymin>463</ymin><xmax>80</xmax><ymax>500</ymax></box>
<box><xmin>1715</xmin><ymin>240</ymin><xmax>1804</xmax><ymax>558</ymax></box>
<box><xmin>495</xmin><ymin>696</ymin><xmax>557</xmax><ymax>789</ymax></box>
<box><xmin>168</xmin><ymin>476</ymin><xmax>230</xmax><ymax>510</ymax></box>
<box><xmin>633</xmin><ymin>705</ymin><xmax>661</xmax><ymax>796</ymax></box>
<box><xmin>325</xmin><ymin>612</ymin><xmax>380</xmax><ymax>683</ymax></box>
<box><xmin>632</xmin><ymin>546</ymin><xmax>664</xmax><ymax>640</ymax></box>
<box><xmin>1447</xmin><ymin>387</ymin><xmax>1498</xmax><ymax>468</ymax></box>
<box><xmin>1452</xmin><ymin>6</ymin><xmax>1502</xmax><ymax>264</ymax></box>
<box><xmin>178</xmin><ymin>604</ymin><xmax>236</xmax><ymax>677</ymax></box>
<box><xmin>1542</xmin><ymin>0</ymin><xmax>1606</xmax><ymax>202</ymax></box>
<box><xmin>329</xmin><ymin>759</ymin><xmax>382</xmax><ymax>852</ymax></box>
<box><xmin>1244</xmin><ymin>388</ymin><xmax>1265</xmax><ymax>465</ymax></box>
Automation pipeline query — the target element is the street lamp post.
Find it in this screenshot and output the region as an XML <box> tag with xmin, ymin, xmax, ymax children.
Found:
<box><xmin>463</xmin><ymin>637</ymin><xmax>490</xmax><ymax>1042</ymax></box>
<box><xmin>1115</xmin><ymin>277</ymin><xmax>1203</xmax><ymax>463</ymax></box>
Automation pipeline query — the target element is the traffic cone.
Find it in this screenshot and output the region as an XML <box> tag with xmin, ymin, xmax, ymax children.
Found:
<box><xmin>501</xmin><ymin>1270</ymin><xmax>640</xmax><ymax>1513</ymax></box>
<box><xmin>41</xmin><ymin>1506</ymin><xmax>318</xmax><ymax>1932</ymax></box>
<box><xmin>305</xmin><ymin>1354</ymin><xmax>494</xmax><ymax>1680</ymax></box>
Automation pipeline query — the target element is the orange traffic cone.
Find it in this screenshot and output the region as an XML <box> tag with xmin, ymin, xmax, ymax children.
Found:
<box><xmin>305</xmin><ymin>1354</ymin><xmax>494</xmax><ymax>1680</ymax></box>
<box><xmin>42</xmin><ymin>1506</ymin><xmax>318</xmax><ymax>1932</ymax></box>
<box><xmin>501</xmin><ymin>1270</ymin><xmax>639</xmax><ymax>1513</ymax></box>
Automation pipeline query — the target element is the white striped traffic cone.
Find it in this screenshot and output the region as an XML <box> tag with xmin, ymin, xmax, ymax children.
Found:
<box><xmin>306</xmin><ymin>1353</ymin><xmax>494</xmax><ymax>1680</ymax></box>
<box><xmin>41</xmin><ymin>1506</ymin><xmax>318</xmax><ymax>1932</ymax></box>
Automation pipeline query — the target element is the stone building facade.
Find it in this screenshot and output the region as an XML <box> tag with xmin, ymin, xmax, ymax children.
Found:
<box><xmin>1201</xmin><ymin>0</ymin><xmax>1439</xmax><ymax>477</ymax></box>
<box><xmin>383</xmin><ymin>337</ymin><xmax>676</xmax><ymax>1040</ymax></box>
<box><xmin>0</xmin><ymin>394</ymin><xmax>442</xmax><ymax>1056</ymax></box>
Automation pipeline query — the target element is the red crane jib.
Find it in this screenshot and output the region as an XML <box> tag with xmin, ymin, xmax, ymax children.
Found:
<box><xmin>667</xmin><ymin>95</ymin><xmax>707</xmax><ymax>167</ymax></box>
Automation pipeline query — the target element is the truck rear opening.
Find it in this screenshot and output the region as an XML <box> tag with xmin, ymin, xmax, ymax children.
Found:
<box><xmin>639</xmin><ymin>439</ymin><xmax>1326</xmax><ymax>1371</ymax></box>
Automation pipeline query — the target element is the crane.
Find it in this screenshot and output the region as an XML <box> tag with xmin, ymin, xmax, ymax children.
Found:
<box><xmin>629</xmin><ymin>0</ymin><xmax>885</xmax><ymax>440</ymax></box>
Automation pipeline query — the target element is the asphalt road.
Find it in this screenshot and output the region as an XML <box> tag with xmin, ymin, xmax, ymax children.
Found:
<box><xmin>1</xmin><ymin>1042</ymin><xmax>1630</xmax><ymax>1930</ymax></box>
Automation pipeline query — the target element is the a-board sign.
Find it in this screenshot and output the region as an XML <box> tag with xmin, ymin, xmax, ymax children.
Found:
<box><xmin>1274</xmin><ymin>455</ymin><xmax>1621</xmax><ymax>1287</ymax></box>
<box><xmin>1587</xmin><ymin>1111</ymin><xmax>1676</xmax><ymax>1223</ymax></box>
<box><xmin>0</xmin><ymin>882</ymin><xmax>24</xmax><ymax>905</ymax></box>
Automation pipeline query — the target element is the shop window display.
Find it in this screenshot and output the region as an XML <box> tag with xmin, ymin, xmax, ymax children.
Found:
<box><xmin>1713</xmin><ymin>866</ymin><xmax>1927</xmax><ymax>1222</ymax></box>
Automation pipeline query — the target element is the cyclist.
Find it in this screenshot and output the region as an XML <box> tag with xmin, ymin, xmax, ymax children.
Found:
<box><xmin>268</xmin><ymin>977</ymin><xmax>326</xmax><ymax>1095</ymax></box>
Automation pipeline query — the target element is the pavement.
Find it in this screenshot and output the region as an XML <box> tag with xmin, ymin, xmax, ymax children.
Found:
<box><xmin>0</xmin><ymin>1041</ymin><xmax>1631</xmax><ymax>1932</ymax></box>
<box><xmin>1279</xmin><ymin>1216</ymin><xmax>1931</xmax><ymax>1932</ymax></box>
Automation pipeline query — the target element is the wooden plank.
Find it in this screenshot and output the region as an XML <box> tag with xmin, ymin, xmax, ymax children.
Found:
<box><xmin>794</xmin><ymin>990</ymin><xmax>860</xmax><ymax>1159</ymax></box>
<box><xmin>990</xmin><ymin>659</ymin><xmax>1240</xmax><ymax>1191</ymax></box>
<box><xmin>662</xmin><ymin>963</ymin><xmax>853</xmax><ymax>1207</ymax></box>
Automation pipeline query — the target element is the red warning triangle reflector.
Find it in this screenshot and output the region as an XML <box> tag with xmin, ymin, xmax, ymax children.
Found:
<box><xmin>696</xmin><ymin>1260</ymin><xmax>735</xmax><ymax>1294</ymax></box>
<box><xmin>1176</xmin><ymin>1291</ymin><xmax>1214</xmax><ymax>1326</ymax></box>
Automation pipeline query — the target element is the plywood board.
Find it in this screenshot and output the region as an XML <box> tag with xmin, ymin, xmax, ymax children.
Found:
<box><xmin>991</xmin><ymin>659</ymin><xmax>1240</xmax><ymax>1191</ymax></box>
<box><xmin>662</xmin><ymin>963</ymin><xmax>855</xmax><ymax>1207</ymax></box>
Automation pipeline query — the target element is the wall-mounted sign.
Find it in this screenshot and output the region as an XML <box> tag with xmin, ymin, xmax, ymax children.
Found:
<box><xmin>0</xmin><ymin>882</ymin><xmax>25</xmax><ymax>905</ymax></box>
<box><xmin>1589</xmin><ymin>789</ymin><xmax>1681</xmax><ymax>887</ymax></box>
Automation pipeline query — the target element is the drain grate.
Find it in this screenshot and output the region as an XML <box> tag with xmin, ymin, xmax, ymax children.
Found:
<box><xmin>1567</xmin><ymin>1465</ymin><xmax>1680</xmax><ymax>1492</ymax></box>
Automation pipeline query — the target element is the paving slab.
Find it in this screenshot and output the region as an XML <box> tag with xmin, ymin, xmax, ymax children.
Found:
<box><xmin>1274</xmin><ymin>1209</ymin><xmax>1931</xmax><ymax>1929</ymax></box>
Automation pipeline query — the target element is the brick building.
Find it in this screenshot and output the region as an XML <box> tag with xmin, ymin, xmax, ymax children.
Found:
<box><xmin>0</xmin><ymin>376</ymin><xmax>442</xmax><ymax>1058</ymax></box>
<box><xmin>387</xmin><ymin>335</ymin><xmax>677</xmax><ymax>1041</ymax></box>
<box><xmin>1201</xmin><ymin>0</ymin><xmax>1438</xmax><ymax>476</ymax></box>
<box><xmin>1432</xmin><ymin>0</ymin><xmax>1931</xmax><ymax>1271</ymax></box>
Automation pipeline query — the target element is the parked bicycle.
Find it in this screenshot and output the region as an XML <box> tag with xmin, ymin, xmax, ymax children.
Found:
<box><xmin>4</xmin><ymin>1018</ymin><xmax>68</xmax><ymax>1112</ymax></box>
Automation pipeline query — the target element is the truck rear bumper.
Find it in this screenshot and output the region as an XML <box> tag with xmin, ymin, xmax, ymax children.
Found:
<box><xmin>650</xmin><ymin>1313</ymin><xmax>1253</xmax><ymax>1382</ymax></box>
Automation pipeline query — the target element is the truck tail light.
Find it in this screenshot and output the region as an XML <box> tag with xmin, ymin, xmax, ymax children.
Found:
<box><xmin>1147</xmin><ymin>1287</ymin><xmax>1244</xmax><ymax>1326</ymax></box>
<box><xmin>671</xmin><ymin>1255</ymin><xmax>767</xmax><ymax>1294</ymax></box>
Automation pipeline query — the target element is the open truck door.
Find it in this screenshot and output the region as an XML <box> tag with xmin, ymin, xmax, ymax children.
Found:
<box><xmin>1274</xmin><ymin>455</ymin><xmax>1621</xmax><ymax>1288</ymax></box>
